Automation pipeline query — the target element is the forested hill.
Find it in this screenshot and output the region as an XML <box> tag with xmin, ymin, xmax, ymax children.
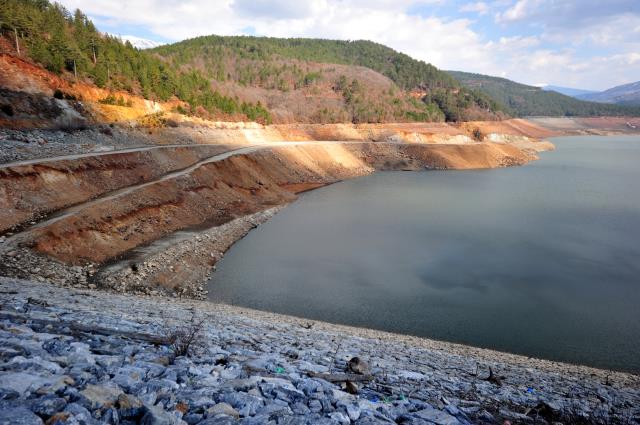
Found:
<box><xmin>0</xmin><ymin>1</ymin><xmax>503</xmax><ymax>124</ymax></box>
<box><xmin>153</xmin><ymin>36</ymin><xmax>458</xmax><ymax>91</ymax></box>
<box><xmin>151</xmin><ymin>36</ymin><xmax>506</xmax><ymax>123</ymax></box>
<box><xmin>448</xmin><ymin>71</ymin><xmax>640</xmax><ymax>117</ymax></box>
<box><xmin>0</xmin><ymin>0</ymin><xmax>271</xmax><ymax>122</ymax></box>
<box><xmin>3</xmin><ymin>1</ymin><xmax>637</xmax><ymax>123</ymax></box>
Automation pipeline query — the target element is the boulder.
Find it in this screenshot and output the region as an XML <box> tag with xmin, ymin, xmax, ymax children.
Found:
<box><xmin>78</xmin><ymin>383</ymin><xmax>123</xmax><ymax>410</ymax></box>
<box><xmin>206</xmin><ymin>402</ymin><xmax>239</xmax><ymax>419</ymax></box>
<box><xmin>140</xmin><ymin>405</ymin><xmax>186</xmax><ymax>425</ymax></box>
<box><xmin>347</xmin><ymin>357</ymin><xmax>370</xmax><ymax>375</ymax></box>
<box><xmin>0</xmin><ymin>406</ymin><xmax>43</xmax><ymax>425</ymax></box>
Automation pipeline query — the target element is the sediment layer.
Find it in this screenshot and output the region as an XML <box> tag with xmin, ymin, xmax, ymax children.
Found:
<box><xmin>0</xmin><ymin>137</ymin><xmax>548</xmax><ymax>297</ymax></box>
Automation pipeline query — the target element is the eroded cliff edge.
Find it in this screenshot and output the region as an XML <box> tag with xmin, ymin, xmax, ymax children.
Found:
<box><xmin>0</xmin><ymin>121</ymin><xmax>554</xmax><ymax>298</ymax></box>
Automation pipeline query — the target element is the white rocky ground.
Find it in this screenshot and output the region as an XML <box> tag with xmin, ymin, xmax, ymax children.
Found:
<box><xmin>0</xmin><ymin>277</ymin><xmax>638</xmax><ymax>425</ymax></box>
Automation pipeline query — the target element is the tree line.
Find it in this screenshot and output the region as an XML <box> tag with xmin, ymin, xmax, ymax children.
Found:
<box><xmin>153</xmin><ymin>35</ymin><xmax>506</xmax><ymax>122</ymax></box>
<box><xmin>0</xmin><ymin>0</ymin><xmax>271</xmax><ymax>123</ymax></box>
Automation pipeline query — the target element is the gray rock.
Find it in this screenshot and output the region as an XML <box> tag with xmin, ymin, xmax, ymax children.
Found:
<box><xmin>198</xmin><ymin>416</ymin><xmax>237</xmax><ymax>425</ymax></box>
<box><xmin>345</xmin><ymin>403</ymin><xmax>361</xmax><ymax>421</ymax></box>
<box><xmin>182</xmin><ymin>413</ymin><xmax>204</xmax><ymax>424</ymax></box>
<box><xmin>329</xmin><ymin>411</ymin><xmax>350</xmax><ymax>424</ymax></box>
<box><xmin>347</xmin><ymin>357</ymin><xmax>370</xmax><ymax>375</ymax></box>
<box><xmin>207</xmin><ymin>402</ymin><xmax>240</xmax><ymax>419</ymax></box>
<box><xmin>221</xmin><ymin>392</ymin><xmax>264</xmax><ymax>417</ymax></box>
<box><xmin>238</xmin><ymin>415</ymin><xmax>273</xmax><ymax>425</ymax></box>
<box><xmin>220</xmin><ymin>378</ymin><xmax>259</xmax><ymax>392</ymax></box>
<box><xmin>412</xmin><ymin>406</ymin><xmax>460</xmax><ymax>425</ymax></box>
<box><xmin>78</xmin><ymin>383</ymin><xmax>123</xmax><ymax>410</ymax></box>
<box><xmin>27</xmin><ymin>395</ymin><xmax>67</xmax><ymax>417</ymax></box>
<box><xmin>256</xmin><ymin>402</ymin><xmax>293</xmax><ymax>418</ymax></box>
<box><xmin>354</xmin><ymin>414</ymin><xmax>394</xmax><ymax>425</ymax></box>
<box><xmin>63</xmin><ymin>403</ymin><xmax>95</xmax><ymax>425</ymax></box>
<box><xmin>117</xmin><ymin>393</ymin><xmax>145</xmax><ymax>419</ymax></box>
<box><xmin>141</xmin><ymin>405</ymin><xmax>186</xmax><ymax>425</ymax></box>
<box><xmin>0</xmin><ymin>373</ymin><xmax>46</xmax><ymax>395</ymax></box>
<box><xmin>102</xmin><ymin>407</ymin><xmax>120</xmax><ymax>424</ymax></box>
<box><xmin>0</xmin><ymin>389</ymin><xmax>19</xmax><ymax>401</ymax></box>
<box><xmin>258</xmin><ymin>377</ymin><xmax>304</xmax><ymax>402</ymax></box>
<box><xmin>308</xmin><ymin>399</ymin><xmax>323</xmax><ymax>413</ymax></box>
<box><xmin>0</xmin><ymin>406</ymin><xmax>43</xmax><ymax>425</ymax></box>
<box><xmin>112</xmin><ymin>366</ymin><xmax>146</xmax><ymax>391</ymax></box>
<box><xmin>291</xmin><ymin>402</ymin><xmax>310</xmax><ymax>415</ymax></box>
<box><xmin>4</xmin><ymin>356</ymin><xmax>63</xmax><ymax>374</ymax></box>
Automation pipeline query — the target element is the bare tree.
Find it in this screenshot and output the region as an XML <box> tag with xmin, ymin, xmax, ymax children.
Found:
<box><xmin>162</xmin><ymin>310</ymin><xmax>207</xmax><ymax>363</ymax></box>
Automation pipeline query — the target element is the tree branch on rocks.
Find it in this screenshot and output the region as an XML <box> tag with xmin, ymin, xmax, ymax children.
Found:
<box><xmin>482</xmin><ymin>367</ymin><xmax>503</xmax><ymax>386</ymax></box>
<box><xmin>329</xmin><ymin>340</ymin><xmax>342</xmax><ymax>373</ymax></box>
<box><xmin>309</xmin><ymin>372</ymin><xmax>374</xmax><ymax>383</ymax></box>
<box><xmin>162</xmin><ymin>310</ymin><xmax>207</xmax><ymax>363</ymax></box>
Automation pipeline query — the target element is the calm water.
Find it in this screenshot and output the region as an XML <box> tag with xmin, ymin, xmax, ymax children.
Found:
<box><xmin>208</xmin><ymin>136</ymin><xmax>640</xmax><ymax>373</ymax></box>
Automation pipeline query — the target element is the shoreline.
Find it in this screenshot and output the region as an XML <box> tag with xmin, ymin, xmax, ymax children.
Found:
<box><xmin>1</xmin><ymin>128</ymin><xmax>640</xmax><ymax>423</ymax></box>
<box><xmin>91</xmin><ymin>138</ymin><xmax>549</xmax><ymax>297</ymax></box>
<box><xmin>1</xmin><ymin>276</ymin><xmax>638</xmax><ymax>424</ymax></box>
<box><xmin>1</xmin><ymin>136</ymin><xmax>550</xmax><ymax>297</ymax></box>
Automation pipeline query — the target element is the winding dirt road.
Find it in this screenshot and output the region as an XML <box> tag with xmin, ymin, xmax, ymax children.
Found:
<box><xmin>4</xmin><ymin>140</ymin><xmax>374</xmax><ymax>244</ymax></box>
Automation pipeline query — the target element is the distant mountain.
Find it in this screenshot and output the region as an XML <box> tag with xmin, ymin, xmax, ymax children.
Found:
<box><xmin>577</xmin><ymin>81</ymin><xmax>640</xmax><ymax>105</ymax></box>
<box><xmin>119</xmin><ymin>35</ymin><xmax>164</xmax><ymax>50</ymax></box>
<box><xmin>448</xmin><ymin>70</ymin><xmax>640</xmax><ymax>117</ymax></box>
<box><xmin>542</xmin><ymin>85</ymin><xmax>597</xmax><ymax>98</ymax></box>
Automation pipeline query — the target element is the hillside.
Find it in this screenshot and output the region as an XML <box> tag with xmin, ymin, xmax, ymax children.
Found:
<box><xmin>448</xmin><ymin>71</ymin><xmax>640</xmax><ymax>117</ymax></box>
<box><xmin>0</xmin><ymin>0</ymin><xmax>505</xmax><ymax>125</ymax></box>
<box><xmin>578</xmin><ymin>81</ymin><xmax>640</xmax><ymax>105</ymax></box>
<box><xmin>151</xmin><ymin>36</ymin><xmax>506</xmax><ymax>123</ymax></box>
<box><xmin>0</xmin><ymin>0</ymin><xmax>268</xmax><ymax>123</ymax></box>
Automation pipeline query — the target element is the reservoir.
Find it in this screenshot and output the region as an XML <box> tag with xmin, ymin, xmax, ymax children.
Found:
<box><xmin>208</xmin><ymin>136</ymin><xmax>640</xmax><ymax>373</ymax></box>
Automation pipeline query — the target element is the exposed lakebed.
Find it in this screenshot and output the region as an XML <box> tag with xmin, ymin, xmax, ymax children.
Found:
<box><xmin>208</xmin><ymin>136</ymin><xmax>640</xmax><ymax>373</ymax></box>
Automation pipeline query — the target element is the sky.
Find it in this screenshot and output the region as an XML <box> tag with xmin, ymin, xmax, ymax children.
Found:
<box><xmin>55</xmin><ymin>0</ymin><xmax>640</xmax><ymax>91</ymax></box>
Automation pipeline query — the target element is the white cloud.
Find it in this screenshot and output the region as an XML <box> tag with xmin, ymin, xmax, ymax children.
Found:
<box><xmin>496</xmin><ymin>0</ymin><xmax>639</xmax><ymax>26</ymax></box>
<box><xmin>459</xmin><ymin>2</ymin><xmax>490</xmax><ymax>15</ymax></box>
<box><xmin>495</xmin><ymin>0</ymin><xmax>542</xmax><ymax>23</ymax></box>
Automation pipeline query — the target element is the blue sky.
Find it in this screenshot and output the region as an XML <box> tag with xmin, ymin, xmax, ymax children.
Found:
<box><xmin>56</xmin><ymin>0</ymin><xmax>640</xmax><ymax>90</ymax></box>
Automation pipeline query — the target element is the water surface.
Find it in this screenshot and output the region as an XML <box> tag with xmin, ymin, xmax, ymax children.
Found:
<box><xmin>208</xmin><ymin>136</ymin><xmax>640</xmax><ymax>373</ymax></box>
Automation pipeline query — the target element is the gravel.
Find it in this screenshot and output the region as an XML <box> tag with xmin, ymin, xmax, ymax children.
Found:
<box><xmin>0</xmin><ymin>277</ymin><xmax>638</xmax><ymax>424</ymax></box>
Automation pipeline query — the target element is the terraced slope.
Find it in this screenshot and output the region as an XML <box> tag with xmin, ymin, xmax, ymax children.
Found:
<box><xmin>0</xmin><ymin>121</ymin><xmax>553</xmax><ymax>298</ymax></box>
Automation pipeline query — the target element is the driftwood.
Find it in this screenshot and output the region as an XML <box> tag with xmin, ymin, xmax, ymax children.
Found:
<box><xmin>483</xmin><ymin>367</ymin><xmax>503</xmax><ymax>386</ymax></box>
<box><xmin>310</xmin><ymin>372</ymin><xmax>374</xmax><ymax>383</ymax></box>
<box><xmin>0</xmin><ymin>311</ymin><xmax>166</xmax><ymax>345</ymax></box>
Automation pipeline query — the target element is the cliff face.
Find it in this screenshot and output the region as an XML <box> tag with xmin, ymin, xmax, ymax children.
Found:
<box><xmin>22</xmin><ymin>141</ymin><xmax>536</xmax><ymax>265</ymax></box>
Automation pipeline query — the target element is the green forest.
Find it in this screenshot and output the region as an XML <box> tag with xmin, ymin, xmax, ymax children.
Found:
<box><xmin>0</xmin><ymin>0</ymin><xmax>271</xmax><ymax>123</ymax></box>
<box><xmin>153</xmin><ymin>35</ymin><xmax>506</xmax><ymax>121</ymax></box>
<box><xmin>153</xmin><ymin>36</ymin><xmax>462</xmax><ymax>90</ymax></box>
<box><xmin>448</xmin><ymin>71</ymin><xmax>640</xmax><ymax>117</ymax></box>
<box><xmin>2</xmin><ymin>1</ymin><xmax>637</xmax><ymax>123</ymax></box>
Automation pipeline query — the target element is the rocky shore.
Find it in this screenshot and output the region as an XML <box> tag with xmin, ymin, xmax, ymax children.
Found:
<box><xmin>0</xmin><ymin>277</ymin><xmax>638</xmax><ymax>425</ymax></box>
<box><xmin>97</xmin><ymin>207</ymin><xmax>285</xmax><ymax>299</ymax></box>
